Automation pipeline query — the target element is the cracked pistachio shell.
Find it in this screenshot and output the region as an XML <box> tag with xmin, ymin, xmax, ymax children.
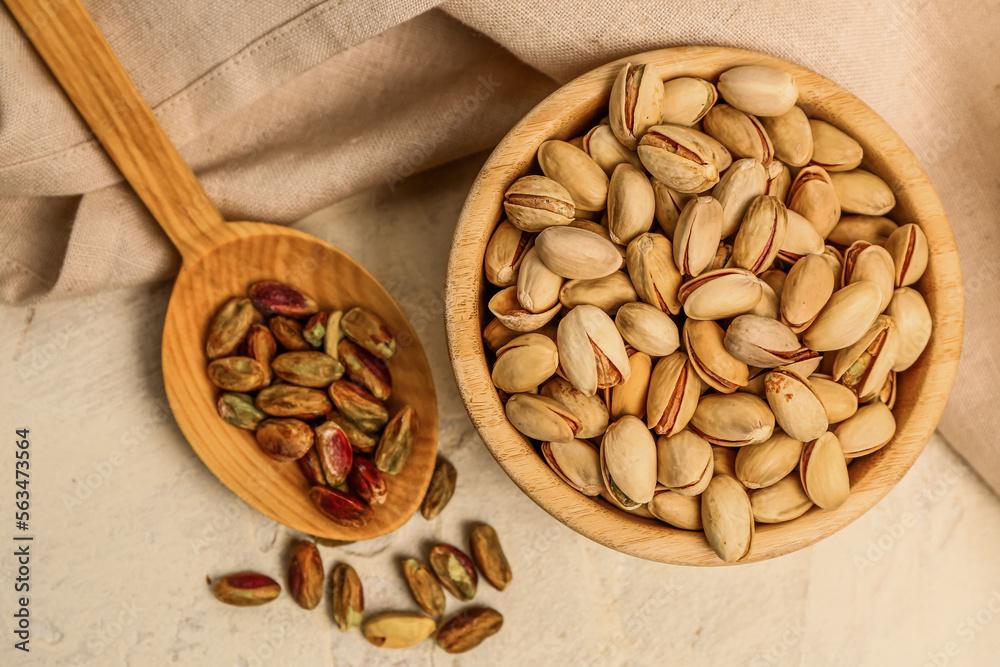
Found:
<box><xmin>731</xmin><ymin>195</ymin><xmax>788</xmax><ymax>273</ymax></box>
<box><xmin>724</xmin><ymin>315</ymin><xmax>820</xmax><ymax>368</ymax></box>
<box><xmin>821</xmin><ymin>245</ymin><xmax>845</xmax><ymax>291</ymax></box>
<box><xmin>802</xmin><ymin>280</ymin><xmax>883</xmax><ymax>351</ymax></box>
<box><xmin>601</xmin><ymin>416</ymin><xmax>658</xmax><ymax>509</ymax></box>
<box><xmin>608</xmin><ymin>163</ymin><xmax>656</xmax><ymax>245</ymax></box>
<box><xmin>608</xmin><ymin>350</ymin><xmax>652</xmax><ymax>420</ymax></box>
<box><xmin>656</xmin><ymin>430</ymin><xmax>714</xmax><ymax>496</ymax></box>
<box><xmin>609</xmin><ymin>62</ymin><xmax>665</xmax><ymax>150</ymax></box>
<box><xmin>637</xmin><ymin>124</ymin><xmax>731</xmax><ymax>193</ymax></box>
<box><xmin>778</xmin><ymin>210</ymin><xmax>825</xmax><ymax>263</ymax></box>
<box><xmin>557</xmin><ymin>304</ymin><xmax>631</xmax><ymax>396</ymax></box>
<box><xmin>828</xmin><ymin>216</ymin><xmax>899</xmax><ymax>249</ymax></box>
<box><xmin>718</xmin><ymin>65</ymin><xmax>798</xmax><ymax>117</ymax></box>
<box><xmin>884</xmin><ymin>223</ymin><xmax>929</xmax><ymax>287</ymax></box>
<box><xmin>764</xmin><ymin>368</ymin><xmax>829</xmax><ymax>442</ymax></box>
<box><xmin>516</xmin><ymin>246</ymin><xmax>564</xmax><ymax>314</ymax></box>
<box><xmin>673</xmin><ymin>196</ymin><xmax>723</xmax><ymax>277</ymax></box>
<box><xmin>735</xmin><ymin>431</ymin><xmax>803</xmax><ymax>489</ymax></box>
<box><xmin>685</xmin><ymin>318</ymin><xmax>749</xmax><ymax>394</ymax></box>
<box><xmin>886</xmin><ymin>287</ymin><xmax>932</xmax><ymax>371</ymax></box>
<box><xmin>781</xmin><ymin>253</ymin><xmax>835</xmax><ymax>332</ymax></box>
<box><xmin>650</xmin><ymin>178</ymin><xmax>694</xmax><ymax>237</ymax></box>
<box><xmin>538</xmin><ymin>140</ymin><xmax>609</xmax><ymax>211</ymax></box>
<box><xmin>541</xmin><ymin>376</ymin><xmax>610</xmax><ymax>439</ymax></box>
<box><xmin>750</xmin><ymin>474</ymin><xmax>813</xmax><ymax>523</ymax></box>
<box><xmin>711</xmin><ymin>241</ymin><xmax>734</xmax><ymax>271</ymax></box>
<box><xmin>765</xmin><ymin>159</ymin><xmax>792</xmax><ymax>202</ymax></box>
<box><xmin>661</xmin><ymin>77</ymin><xmax>717</xmax><ymax>126</ymax></box>
<box><xmin>788</xmin><ymin>165</ymin><xmax>841</xmax><ymax>239</ymax></box>
<box><xmin>691</xmin><ymin>393</ymin><xmax>775</xmax><ymax>446</ymax></box>
<box><xmin>835</xmin><ymin>401</ymin><xmax>896</xmax><ymax>457</ymax></box>
<box><xmin>829</xmin><ymin>169</ymin><xmax>896</xmax><ymax>216</ymax></box>
<box><xmin>799</xmin><ymin>432</ymin><xmax>850</xmax><ymax>510</ymax></box>
<box><xmin>503</xmin><ymin>175</ymin><xmax>575</xmax><ymax>232</ymax></box>
<box><xmin>784</xmin><ymin>355</ymin><xmax>823</xmax><ymax>379</ymax></box>
<box><xmin>614</xmin><ymin>302</ymin><xmax>680</xmax><ymax>357</ymax></box>
<box><xmin>492</xmin><ymin>334</ymin><xmax>559</xmax><ymax>394</ymax></box>
<box><xmin>809</xmin><ymin>375</ymin><xmax>859</xmax><ymax>423</ymax></box>
<box><xmin>679</xmin><ymin>268</ymin><xmax>763</xmax><ymax>320</ymax></box>
<box><xmin>505</xmin><ymin>393</ymin><xmax>582</xmax><ymax>442</ymax></box>
<box><xmin>832</xmin><ymin>315</ymin><xmax>899</xmax><ymax>401</ymax></box>
<box><xmin>484</xmin><ymin>220</ymin><xmax>531</xmax><ymax>288</ymax></box>
<box><xmin>710</xmin><ymin>158</ymin><xmax>768</xmax><ymax>238</ymax></box>
<box><xmin>541</xmin><ymin>438</ymin><xmax>603</xmax><ymax>496</ymax></box>
<box><xmin>535</xmin><ymin>226</ymin><xmax>623</xmax><ymax>280</ymax></box>
<box><xmin>648</xmin><ymin>490</ymin><xmax>702</xmax><ymax>529</ymax></box>
<box><xmin>626</xmin><ymin>232</ymin><xmax>683</xmax><ymax>315</ymax></box>
<box><xmin>759</xmin><ymin>105</ymin><xmax>813</xmax><ymax>167</ymax></box>
<box><xmin>646</xmin><ymin>351</ymin><xmax>700</xmax><ymax>435</ymax></box>
<box><xmin>808</xmin><ymin>120</ymin><xmax>863</xmax><ymax>171</ymax></box>
<box><xmin>701</xmin><ymin>474</ymin><xmax>755</xmax><ymax>562</ymax></box>
<box><xmin>559</xmin><ymin>271</ymin><xmax>637</xmax><ymax>314</ymax></box>
<box><xmin>703</xmin><ymin>104</ymin><xmax>774</xmax><ymax>166</ymax></box>
<box><xmin>488</xmin><ymin>286</ymin><xmax>561</xmax><ymax>333</ymax></box>
<box><xmin>747</xmin><ymin>281</ymin><xmax>780</xmax><ymax>319</ymax></box>
<box><xmin>583</xmin><ymin>124</ymin><xmax>645</xmax><ymax>176</ymax></box>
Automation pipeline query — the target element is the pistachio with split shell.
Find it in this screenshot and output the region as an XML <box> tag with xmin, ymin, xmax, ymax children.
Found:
<box><xmin>787</xmin><ymin>165</ymin><xmax>841</xmax><ymax>238</ymax></box>
<box><xmin>637</xmin><ymin>124</ymin><xmax>731</xmax><ymax>193</ymax></box>
<box><xmin>516</xmin><ymin>246</ymin><xmax>564</xmax><ymax>314</ymax></box>
<box><xmin>492</xmin><ymin>333</ymin><xmax>559</xmax><ymax>394</ymax></box>
<box><xmin>690</xmin><ymin>393</ymin><xmax>775</xmax><ymax>446</ymax></box>
<box><xmin>558</xmin><ymin>271</ymin><xmax>637</xmax><ymax>314</ymax></box>
<box><xmin>256</xmin><ymin>418</ymin><xmax>314</xmax><ymax>462</ymax></box>
<box><xmin>685</xmin><ymin>318</ymin><xmax>749</xmax><ymax>394</ymax></box>
<box><xmin>538</xmin><ymin>140</ymin><xmax>609</xmax><ymax>211</ymax></box>
<box><xmin>679</xmin><ymin>268</ymin><xmax>763</xmax><ymax>320</ymax></box>
<box><xmin>421</xmin><ymin>458</ymin><xmax>457</xmax><ymax>519</ymax></box>
<box><xmin>503</xmin><ymin>175</ymin><xmax>575</xmax><ymax>232</ymax></box>
<box><xmin>801</xmin><ymin>280</ymin><xmax>883</xmax><ymax>351</ymax></box>
<box><xmin>648</xmin><ymin>489</ymin><xmax>702</xmax><ymax>529</ymax></box>
<box><xmin>673</xmin><ymin>196</ymin><xmax>723</xmax><ymax>277</ymax></box>
<box><xmin>607</xmin><ymin>350</ymin><xmax>652</xmax><ymax>420</ymax></box>
<box><xmin>781</xmin><ymin>253</ymin><xmax>835</xmax><ymax>332</ymax></box>
<box><xmin>570</xmin><ymin>219</ymin><xmax>627</xmax><ymax>256</ymax></box>
<box><xmin>483</xmin><ymin>316</ymin><xmax>555</xmax><ymax>351</ymax></box>
<box><xmin>747</xmin><ymin>281</ymin><xmax>780</xmax><ymax>319</ymax></box>
<box><xmin>829</xmin><ymin>169</ymin><xmax>896</xmax><ymax>216</ymax></box>
<box><xmin>430</xmin><ymin>543</ymin><xmax>478</xmax><ymax>601</ymax></box>
<box><xmin>820</xmin><ymin>245</ymin><xmax>845</xmax><ymax>291</ymax></box>
<box><xmin>735</xmin><ymin>431</ymin><xmax>803</xmax><ymax>489</ymax></box>
<box><xmin>750</xmin><ymin>474</ymin><xmax>813</xmax><ymax>523</ymax></box>
<box><xmin>710</xmin><ymin>158</ymin><xmax>768</xmax><ymax>238</ymax></box>
<box><xmin>341</xmin><ymin>306</ymin><xmax>396</xmax><ymax>360</ymax></box>
<box><xmin>207</xmin><ymin>357</ymin><xmax>267</xmax><ymax>392</ymax></box>
<box><xmin>701</xmin><ymin>474</ymin><xmax>754</xmax><ymax>563</ymax></box>
<box><xmin>841</xmin><ymin>241</ymin><xmax>895</xmax><ymax>310</ymax></box>
<box><xmin>827</xmin><ymin>216</ymin><xmax>899</xmax><ymax>248</ymax></box>
<box><xmin>270</xmin><ymin>315</ymin><xmax>312</xmax><ymax>351</ymax></box>
<box><xmin>765</xmin><ymin>160</ymin><xmax>791</xmax><ymax>202</ymax></box>
<box><xmin>626</xmin><ymin>232</ymin><xmax>683</xmax><ymax>315</ymax></box>
<box><xmin>583</xmin><ymin>124</ymin><xmax>645</xmax><ymax>176</ymax></box>
<box><xmin>661</xmin><ymin>76</ymin><xmax>718</xmax><ymax>126</ymax></box>
<box><xmin>601</xmin><ymin>416</ymin><xmax>658</xmax><ymax>509</ymax></box>
<box><xmin>314</xmin><ymin>421</ymin><xmax>354</xmax><ymax>485</ymax></box>
<box><xmin>256</xmin><ymin>384</ymin><xmax>333</xmax><ymax>418</ymax></box>
<box><xmin>348</xmin><ymin>457</ymin><xmax>387</xmax><ymax>505</ymax></box>
<box><xmin>884</xmin><ymin>223</ymin><xmax>929</xmax><ymax>287</ymax></box>
<box><xmin>542</xmin><ymin>438</ymin><xmax>603</xmax><ymax>496</ymax></box>
<box><xmin>607</xmin><ymin>163</ymin><xmax>656</xmax><ymax>245</ymax></box>
<box><xmin>758</xmin><ymin>105</ymin><xmax>812</xmax><ymax>167</ymax></box>
<box><xmin>403</xmin><ymin>559</ymin><xmax>445</xmax><ymax>617</ymax></box>
<box><xmin>835</xmin><ymin>402</ymin><xmax>896</xmax><ymax>456</ymax></box>
<box><xmin>799</xmin><ymin>432</ymin><xmax>850</xmax><ymax>510</ymax></box>
<box><xmin>717</xmin><ymin>65</ymin><xmax>799</xmax><ymax>117</ymax></box>
<box><xmin>833</xmin><ymin>315</ymin><xmax>899</xmax><ymax>401</ymax></box>
<box><xmin>470</xmin><ymin>524</ymin><xmax>512</xmax><ymax>591</ymax></box>
<box><xmin>437</xmin><ymin>607</ymin><xmax>504</xmax><ymax>654</ymax></box>
<box><xmin>723</xmin><ymin>315</ymin><xmax>820</xmax><ymax>368</ymax></box>
<box><xmin>886</xmin><ymin>287</ymin><xmax>932</xmax><ymax>371</ymax></box>
<box><xmin>328</xmin><ymin>380</ymin><xmax>388</xmax><ymax>432</ymax></box>
<box><xmin>809</xmin><ymin>375</ymin><xmax>859</xmax><ymax>423</ymax></box>
<box><xmin>484</xmin><ymin>220</ymin><xmax>531</xmax><ymax>287</ymax></box>
<box><xmin>340</xmin><ymin>339</ymin><xmax>392</xmax><ymax>400</ymax></box>
<box><xmin>778</xmin><ymin>210</ymin><xmax>825</xmax><ymax>263</ymax></box>
<box><xmin>206</xmin><ymin>297</ymin><xmax>261</xmax><ymax>359</ymax></box>
<box><xmin>557</xmin><ymin>304</ymin><xmax>631</xmax><ymax>396</ymax></box>
<box><xmin>731</xmin><ymin>195</ymin><xmax>787</xmax><ymax>273</ymax></box>
<box><xmin>650</xmin><ymin>179</ymin><xmax>693</xmax><ymax>236</ymax></box>
<box><xmin>375</xmin><ymin>406</ymin><xmax>417</xmax><ymax>474</ymax></box>
<box><xmin>505</xmin><ymin>393</ymin><xmax>582</xmax><ymax>442</ymax></box>
<box><xmin>535</xmin><ymin>226</ymin><xmax>623</xmax><ymax>280</ymax></box>
<box><xmin>702</xmin><ymin>104</ymin><xmax>774</xmax><ymax>166</ymax></box>
<box><xmin>541</xmin><ymin>377</ymin><xmax>609</xmax><ymax>439</ymax></box>
<box><xmin>488</xmin><ymin>286</ymin><xmax>561</xmax><ymax>333</ymax></box>
<box><xmin>764</xmin><ymin>368</ymin><xmax>829</xmax><ymax>442</ymax></box>
<box><xmin>249</xmin><ymin>281</ymin><xmax>319</xmax><ymax>318</ymax></box>
<box><xmin>217</xmin><ymin>392</ymin><xmax>267</xmax><ymax>430</ymax></box>
<box><xmin>656</xmin><ymin>430</ymin><xmax>714</xmax><ymax>496</ymax></box>
<box><xmin>808</xmin><ymin>119</ymin><xmax>863</xmax><ymax>171</ymax></box>
<box><xmin>614</xmin><ymin>302</ymin><xmax>680</xmax><ymax>357</ymax></box>
<box><xmin>609</xmin><ymin>62</ymin><xmax>665</xmax><ymax>149</ymax></box>
<box><xmin>271</xmin><ymin>351</ymin><xmax>344</xmax><ymax>388</ymax></box>
<box><xmin>362</xmin><ymin>612</ymin><xmax>436</xmax><ymax>649</ymax></box>
<box><xmin>646</xmin><ymin>351</ymin><xmax>701</xmax><ymax>435</ymax></box>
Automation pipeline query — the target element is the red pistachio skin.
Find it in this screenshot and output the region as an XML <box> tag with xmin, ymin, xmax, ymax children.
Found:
<box><xmin>213</xmin><ymin>572</ymin><xmax>281</xmax><ymax>607</ymax></box>
<box><xmin>309</xmin><ymin>487</ymin><xmax>373</xmax><ymax>527</ymax></box>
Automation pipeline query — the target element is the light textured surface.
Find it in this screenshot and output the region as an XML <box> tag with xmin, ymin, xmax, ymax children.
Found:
<box><xmin>0</xmin><ymin>156</ymin><xmax>998</xmax><ymax>666</ymax></box>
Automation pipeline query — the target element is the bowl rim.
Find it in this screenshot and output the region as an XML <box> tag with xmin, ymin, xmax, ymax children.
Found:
<box><xmin>444</xmin><ymin>46</ymin><xmax>963</xmax><ymax>565</ymax></box>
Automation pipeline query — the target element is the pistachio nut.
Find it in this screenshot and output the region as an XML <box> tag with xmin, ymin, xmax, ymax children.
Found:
<box><xmin>437</xmin><ymin>607</ymin><xmax>504</xmax><ymax>654</ymax></box>
<box><xmin>685</xmin><ymin>318</ymin><xmax>749</xmax><ymax>393</ymax></box>
<box><xmin>778</xmin><ymin>210</ymin><xmax>825</xmax><ymax>263</ymax></box>
<box><xmin>328</xmin><ymin>380</ymin><xmax>387</xmax><ymax>431</ymax></box>
<box><xmin>758</xmin><ymin>105</ymin><xmax>813</xmax><ymax>167</ymax></box>
<box><xmin>348</xmin><ymin>457</ymin><xmax>387</xmax><ymax>505</ymax></box>
<box><xmin>270</xmin><ymin>315</ymin><xmax>312</xmax><ymax>351</ymax></box>
<box><xmin>297</xmin><ymin>448</ymin><xmax>327</xmax><ymax>486</ymax></box>
<box><xmin>731</xmin><ymin>195</ymin><xmax>787</xmax><ymax>273</ymax></box>
<box><xmin>559</xmin><ymin>271</ymin><xmax>638</xmax><ymax>314</ymax></box>
<box><xmin>607</xmin><ymin>163</ymin><xmax>656</xmax><ymax>245</ymax></box>
<box><xmin>877</xmin><ymin>370</ymin><xmax>897</xmax><ymax>409</ymax></box>
<box><xmin>829</xmin><ymin>169</ymin><xmax>896</xmax><ymax>216</ymax></box>
<box><xmin>301</xmin><ymin>312</ymin><xmax>328</xmax><ymax>348</ymax></box>
<box><xmin>673</xmin><ymin>196</ymin><xmax>724</xmax><ymax>277</ymax></box>
<box><xmin>315</xmin><ymin>421</ymin><xmax>354</xmax><ymax>485</ymax></box>
<box><xmin>255</xmin><ymin>418</ymin><xmax>314</xmax><ymax>462</ymax></box>
<box><xmin>690</xmin><ymin>393</ymin><xmax>775</xmax><ymax>446</ymax></box>
<box><xmin>723</xmin><ymin>314</ymin><xmax>820</xmax><ymax>368</ymax></box>
<box><xmin>328</xmin><ymin>412</ymin><xmax>379</xmax><ymax>453</ymax></box>
<box><xmin>760</xmin><ymin>268</ymin><xmax>787</xmax><ymax>297</ymax></box>
<box><xmin>614</xmin><ymin>302</ymin><xmax>680</xmax><ymax>357</ymax></box>
<box><xmin>571</xmin><ymin>218</ymin><xmax>627</xmax><ymax>256</ymax></box>
<box><xmin>801</xmin><ymin>280</ymin><xmax>883</xmax><ymax>351</ymax></box>
<box><xmin>256</xmin><ymin>384</ymin><xmax>332</xmax><ymax>418</ymax></box>
<box><xmin>609</xmin><ymin>62</ymin><xmax>665</xmax><ymax>149</ymax></box>
<box><xmin>206</xmin><ymin>297</ymin><xmax>261</xmax><ymax>359</ymax></box>
<box><xmin>735</xmin><ymin>431</ymin><xmax>803</xmax><ymax>489</ymax></box>
<box><xmin>375</xmin><ymin>405</ymin><xmax>417</xmax><ymax>474</ymax></box>
<box><xmin>535</xmin><ymin>226</ymin><xmax>623</xmax><ymax>280</ymax></box>
<box><xmin>607</xmin><ymin>350</ymin><xmax>652</xmax><ymax>420</ymax></box>
<box><xmin>242</xmin><ymin>324</ymin><xmax>277</xmax><ymax>385</ymax></box>
<box><xmin>271</xmin><ymin>351</ymin><xmax>344</xmax><ymax>388</ymax></box>
<box><xmin>323</xmin><ymin>310</ymin><xmax>345</xmax><ymax>359</ymax></box>
<box><xmin>340</xmin><ymin>339</ymin><xmax>392</xmax><ymax>400</ymax></box>
<box><xmin>656</xmin><ymin>430</ymin><xmax>714</xmax><ymax>496</ymax></box>
<box><xmin>886</xmin><ymin>287</ymin><xmax>932</xmax><ymax>371</ymax></box>
<box><xmin>503</xmin><ymin>175</ymin><xmax>575</xmax><ymax>232</ymax></box>
<box><xmin>505</xmin><ymin>393</ymin><xmax>582</xmax><ymax>442</ymax></box>
<box><xmin>217</xmin><ymin>392</ymin><xmax>267</xmax><ymax>430</ymax></box>
<box><xmin>249</xmin><ymin>281</ymin><xmax>318</xmax><ymax>318</ymax></box>
<box><xmin>835</xmin><ymin>402</ymin><xmax>896</xmax><ymax>456</ymax></box>
<box><xmin>712</xmin><ymin>444</ymin><xmax>738</xmax><ymax>478</ymax></box>
<box><xmin>747</xmin><ymin>281</ymin><xmax>780</xmax><ymax>320</ymax></box>
<box><xmin>832</xmin><ymin>314</ymin><xmax>899</xmax><ymax>401</ymax></box>
<box><xmin>626</xmin><ymin>232</ymin><xmax>683</xmax><ymax>314</ymax></box>
<box><xmin>717</xmin><ymin>65</ymin><xmax>799</xmax><ymax>117</ymax></box>
<box><xmin>660</xmin><ymin>76</ymin><xmax>717</xmax><ymax>126</ymax></box>
<box><xmin>403</xmin><ymin>558</ymin><xmax>445</xmax><ymax>617</ymax></box>
<box><xmin>601</xmin><ymin>416</ymin><xmax>658</xmax><ymax>509</ymax></box>
<box><xmin>287</xmin><ymin>540</ymin><xmax>324</xmax><ymax>610</ymax></box>
<box><xmin>583</xmin><ymin>123</ymin><xmax>645</xmax><ymax>176</ymax></box>
<box><xmin>651</xmin><ymin>178</ymin><xmax>694</xmax><ymax>236</ymax></box>
<box><xmin>799</xmin><ymin>432</ymin><xmax>850</xmax><ymax>510</ymax></box>
<box><xmin>702</xmin><ymin>104</ymin><xmax>774</xmax><ymax>166</ymax></box>
<box><xmin>750</xmin><ymin>474</ymin><xmax>813</xmax><ymax>523</ymax></box>
<box><xmin>310</xmin><ymin>486</ymin><xmax>373</xmax><ymax>527</ymax></box>
<box><xmin>488</xmin><ymin>286</ymin><xmax>561</xmax><ymax>333</ymax></box>
<box><xmin>808</xmin><ymin>119</ymin><xmax>863</xmax><ymax>171</ymax></box>
<box><xmin>884</xmin><ymin>223</ymin><xmax>929</xmax><ymax>287</ymax></box>
<box><xmin>647</xmin><ymin>489</ymin><xmax>702</xmax><ymax>530</ymax></box>
<box><xmin>538</xmin><ymin>139</ymin><xmax>610</xmax><ymax>211</ymax></box>
<box><xmin>485</xmin><ymin>220</ymin><xmax>532</xmax><ymax>287</ymax></box>
<box><xmin>780</xmin><ymin>253</ymin><xmax>835</xmax><ymax>332</ymax></box>
<box><xmin>841</xmin><ymin>241</ymin><xmax>895</xmax><ymax>311</ymax></box>
<box><xmin>484</xmin><ymin>316</ymin><xmax>541</xmax><ymax>352</ymax></box>
<box><xmin>331</xmin><ymin>563</ymin><xmax>365</xmax><ymax>632</ymax></box>
<box><xmin>765</xmin><ymin>159</ymin><xmax>792</xmax><ymax>202</ymax></box>
<box><xmin>541</xmin><ymin>438</ymin><xmax>603</xmax><ymax>496</ymax></box>
<box><xmin>362</xmin><ymin>612</ymin><xmax>436</xmax><ymax>649</ymax></box>
<box><xmin>679</xmin><ymin>268</ymin><xmax>763</xmax><ymax>320</ymax></box>
<box><xmin>711</xmin><ymin>241</ymin><xmax>734</xmax><ymax>271</ymax></box>
<box><xmin>557</xmin><ymin>304</ymin><xmax>631</xmax><ymax>396</ymax></box>
<box><xmin>421</xmin><ymin>457</ymin><xmax>457</xmax><ymax>519</ymax></box>
<box><xmin>213</xmin><ymin>572</ymin><xmax>281</xmax><ymax>607</ymax></box>
<box><xmin>470</xmin><ymin>524</ymin><xmax>512</xmax><ymax>591</ymax></box>
<box><xmin>827</xmin><ymin>215</ymin><xmax>899</xmax><ymax>249</ymax></box>
<box><xmin>207</xmin><ymin>356</ymin><xmax>267</xmax><ymax>392</ymax></box>
<box><xmin>492</xmin><ymin>333</ymin><xmax>559</xmax><ymax>394</ymax></box>
<box><xmin>341</xmin><ymin>306</ymin><xmax>397</xmax><ymax>360</ymax></box>
<box><xmin>646</xmin><ymin>351</ymin><xmax>701</xmax><ymax>435</ymax></box>
<box><xmin>821</xmin><ymin>245</ymin><xmax>846</xmax><ymax>290</ymax></box>
<box><xmin>710</xmin><ymin>157</ymin><xmax>768</xmax><ymax>238</ymax></box>
<box><xmin>701</xmin><ymin>474</ymin><xmax>754</xmax><ymax>563</ymax></box>
<box><xmin>637</xmin><ymin>124</ymin><xmax>731</xmax><ymax>193</ymax></box>
<box><xmin>787</xmin><ymin>165</ymin><xmax>841</xmax><ymax>238</ymax></box>
<box><xmin>764</xmin><ymin>368</ymin><xmax>829</xmax><ymax>442</ymax></box>
<box><xmin>429</xmin><ymin>543</ymin><xmax>478</xmax><ymax>601</ymax></box>
<box><xmin>809</xmin><ymin>375</ymin><xmax>859</xmax><ymax>423</ymax></box>
<box><xmin>541</xmin><ymin>376</ymin><xmax>610</xmax><ymax>439</ymax></box>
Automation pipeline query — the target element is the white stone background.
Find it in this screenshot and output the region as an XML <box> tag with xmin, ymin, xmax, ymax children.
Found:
<box><xmin>1</xmin><ymin>155</ymin><xmax>998</xmax><ymax>667</ymax></box>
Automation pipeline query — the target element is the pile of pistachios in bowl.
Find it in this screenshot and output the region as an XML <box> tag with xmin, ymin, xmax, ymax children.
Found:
<box><xmin>204</xmin><ymin>280</ymin><xmax>417</xmax><ymax>528</ymax></box>
<box><xmin>482</xmin><ymin>63</ymin><xmax>932</xmax><ymax>563</ymax></box>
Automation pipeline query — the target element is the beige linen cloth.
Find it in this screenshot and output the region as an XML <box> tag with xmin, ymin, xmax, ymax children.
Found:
<box><xmin>1</xmin><ymin>1</ymin><xmax>997</xmax><ymax>491</ymax></box>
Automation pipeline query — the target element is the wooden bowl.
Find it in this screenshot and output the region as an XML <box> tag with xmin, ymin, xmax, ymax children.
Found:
<box><xmin>444</xmin><ymin>46</ymin><xmax>963</xmax><ymax>565</ymax></box>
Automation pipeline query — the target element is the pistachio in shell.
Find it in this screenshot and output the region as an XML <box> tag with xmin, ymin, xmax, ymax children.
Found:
<box><xmin>801</xmin><ymin>280</ymin><xmax>883</xmax><ymax>352</ymax></box>
<box><xmin>601</xmin><ymin>416</ymin><xmax>658</xmax><ymax>509</ymax></box>
<box><xmin>626</xmin><ymin>232</ymin><xmax>683</xmax><ymax>315</ymax></box>
<box><xmin>648</xmin><ymin>489</ymin><xmax>702</xmax><ymax>530</ymax></box>
<box><xmin>735</xmin><ymin>430</ymin><xmax>803</xmax><ymax>489</ymax></box>
<box><xmin>717</xmin><ymin>65</ymin><xmax>798</xmax><ymax>117</ymax></box>
<box><xmin>646</xmin><ymin>351</ymin><xmax>701</xmax><ymax>436</ymax></box>
<box><xmin>541</xmin><ymin>376</ymin><xmax>610</xmax><ymax>439</ymax></box>
<box><xmin>557</xmin><ymin>304</ymin><xmax>631</xmax><ymax>396</ymax></box>
<box><xmin>750</xmin><ymin>474</ymin><xmax>813</xmax><ymax>523</ymax></box>
<box><xmin>808</xmin><ymin>119</ymin><xmax>863</xmax><ymax>171</ymax></box>
<box><xmin>614</xmin><ymin>301</ymin><xmax>680</xmax><ymax>357</ymax></box>
<box><xmin>764</xmin><ymin>368</ymin><xmax>829</xmax><ymax>442</ymax></box>
<box><xmin>834</xmin><ymin>402</ymin><xmax>896</xmax><ymax>457</ymax></box>
<box><xmin>656</xmin><ymin>430</ymin><xmax>714</xmax><ymax>496</ymax></box>
<box><xmin>689</xmin><ymin>393</ymin><xmax>775</xmax><ymax>446</ymax></box>
<box><xmin>607</xmin><ymin>163</ymin><xmax>656</xmax><ymax>245</ymax></box>
<box><xmin>484</xmin><ymin>220</ymin><xmax>531</xmax><ymax>287</ymax></box>
<box><xmin>538</xmin><ymin>139</ymin><xmax>609</xmax><ymax>212</ymax></box>
<box><xmin>609</xmin><ymin>62</ymin><xmax>665</xmax><ymax>150</ymax></box>
<box><xmin>884</xmin><ymin>223</ymin><xmax>929</xmax><ymax>287</ymax></box>
<box><xmin>759</xmin><ymin>105</ymin><xmax>813</xmax><ymax>167</ymax></box>
<box><xmin>492</xmin><ymin>333</ymin><xmax>559</xmax><ymax>394</ymax></box>
<box><xmin>685</xmin><ymin>318</ymin><xmax>749</xmax><ymax>394</ymax></box>
<box><xmin>535</xmin><ymin>226</ymin><xmax>623</xmax><ymax>280</ymax></box>
<box><xmin>799</xmin><ymin>432</ymin><xmax>850</xmax><ymax>510</ymax></box>
<box><xmin>702</xmin><ymin>103</ymin><xmax>774</xmax><ymax>166</ymax></box>
<box><xmin>505</xmin><ymin>393</ymin><xmax>582</xmax><ymax>443</ymax></box>
<box><xmin>541</xmin><ymin>438</ymin><xmax>603</xmax><ymax>496</ymax></box>
<box><xmin>701</xmin><ymin>474</ymin><xmax>754</xmax><ymax>563</ymax></box>
<box><xmin>886</xmin><ymin>287</ymin><xmax>932</xmax><ymax>372</ymax></box>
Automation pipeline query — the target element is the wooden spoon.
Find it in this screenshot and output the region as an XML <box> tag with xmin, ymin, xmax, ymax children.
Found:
<box><xmin>6</xmin><ymin>0</ymin><xmax>438</xmax><ymax>539</ymax></box>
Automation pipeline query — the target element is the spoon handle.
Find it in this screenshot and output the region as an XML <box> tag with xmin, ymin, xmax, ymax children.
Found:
<box><xmin>5</xmin><ymin>0</ymin><xmax>225</xmax><ymax>261</ymax></box>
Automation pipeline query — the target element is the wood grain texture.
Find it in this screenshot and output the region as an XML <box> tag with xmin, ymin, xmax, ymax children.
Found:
<box><xmin>444</xmin><ymin>46</ymin><xmax>963</xmax><ymax>565</ymax></box>
<box><xmin>8</xmin><ymin>0</ymin><xmax>438</xmax><ymax>539</ymax></box>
